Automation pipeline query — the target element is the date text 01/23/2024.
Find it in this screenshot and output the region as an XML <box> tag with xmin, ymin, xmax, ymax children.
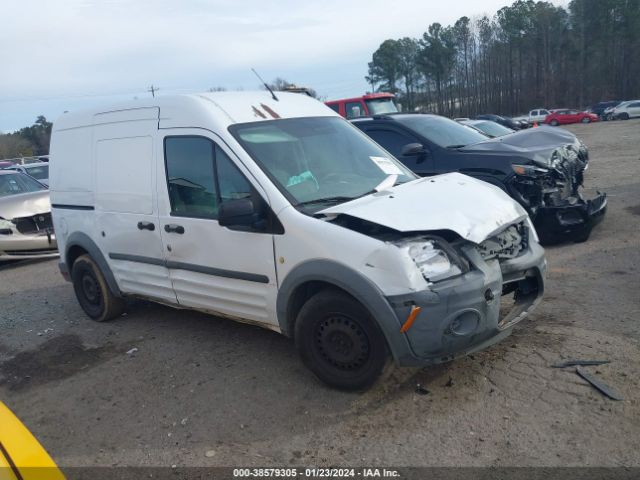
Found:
<box><xmin>232</xmin><ymin>468</ymin><xmax>400</xmax><ymax>478</ymax></box>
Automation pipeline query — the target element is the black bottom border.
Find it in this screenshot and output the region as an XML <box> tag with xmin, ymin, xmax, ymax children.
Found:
<box><xmin>6</xmin><ymin>466</ymin><xmax>640</xmax><ymax>480</ymax></box>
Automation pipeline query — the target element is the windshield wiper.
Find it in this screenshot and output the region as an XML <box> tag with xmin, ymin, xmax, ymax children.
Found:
<box><xmin>446</xmin><ymin>144</ymin><xmax>467</xmax><ymax>149</ymax></box>
<box><xmin>296</xmin><ymin>196</ymin><xmax>358</xmax><ymax>208</ymax></box>
<box><xmin>297</xmin><ymin>176</ymin><xmax>402</xmax><ymax>209</ymax></box>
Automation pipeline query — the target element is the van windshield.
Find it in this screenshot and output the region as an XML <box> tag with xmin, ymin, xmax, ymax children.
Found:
<box><xmin>231</xmin><ymin>117</ymin><xmax>416</xmax><ymax>211</ymax></box>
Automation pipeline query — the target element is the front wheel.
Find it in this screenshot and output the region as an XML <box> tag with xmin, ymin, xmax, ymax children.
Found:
<box><xmin>620</xmin><ymin>112</ymin><xmax>630</xmax><ymax>120</ymax></box>
<box><xmin>71</xmin><ymin>254</ymin><xmax>125</xmax><ymax>321</ymax></box>
<box><xmin>550</xmin><ymin>119</ymin><xmax>559</xmax><ymax>126</ymax></box>
<box><xmin>295</xmin><ymin>289</ymin><xmax>389</xmax><ymax>391</ymax></box>
<box><xmin>581</xmin><ymin>117</ymin><xmax>591</xmax><ymax>123</ymax></box>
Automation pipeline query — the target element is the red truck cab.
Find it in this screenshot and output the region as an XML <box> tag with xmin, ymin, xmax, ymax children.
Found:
<box><xmin>325</xmin><ymin>93</ymin><xmax>398</xmax><ymax>119</ymax></box>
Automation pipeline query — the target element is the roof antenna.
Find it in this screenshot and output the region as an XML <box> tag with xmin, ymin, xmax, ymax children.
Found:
<box><xmin>251</xmin><ymin>68</ymin><xmax>279</xmax><ymax>102</ymax></box>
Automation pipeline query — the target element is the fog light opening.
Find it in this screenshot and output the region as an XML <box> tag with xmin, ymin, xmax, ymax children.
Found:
<box><xmin>449</xmin><ymin>311</ymin><xmax>480</xmax><ymax>337</ymax></box>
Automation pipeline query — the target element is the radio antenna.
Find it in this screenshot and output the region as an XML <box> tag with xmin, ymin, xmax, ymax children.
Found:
<box><xmin>251</xmin><ymin>68</ymin><xmax>279</xmax><ymax>101</ymax></box>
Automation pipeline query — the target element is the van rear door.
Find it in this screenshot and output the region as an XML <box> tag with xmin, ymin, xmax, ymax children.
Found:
<box><xmin>92</xmin><ymin>108</ymin><xmax>176</xmax><ymax>303</ymax></box>
<box><xmin>156</xmin><ymin>129</ymin><xmax>279</xmax><ymax>328</ymax></box>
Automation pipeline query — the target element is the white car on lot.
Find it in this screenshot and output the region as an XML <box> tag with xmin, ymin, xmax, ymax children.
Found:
<box><xmin>514</xmin><ymin>109</ymin><xmax>550</xmax><ymax>126</ymax></box>
<box><xmin>50</xmin><ymin>91</ymin><xmax>545</xmax><ymax>390</ymax></box>
<box><xmin>611</xmin><ymin>100</ymin><xmax>640</xmax><ymax>120</ymax></box>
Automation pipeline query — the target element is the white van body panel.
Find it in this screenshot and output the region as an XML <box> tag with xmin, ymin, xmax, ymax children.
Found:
<box><xmin>50</xmin><ymin>91</ymin><xmax>544</xmax><ymax>356</ymax></box>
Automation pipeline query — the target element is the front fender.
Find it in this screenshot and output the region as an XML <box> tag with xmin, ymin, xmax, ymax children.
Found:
<box><xmin>276</xmin><ymin>259</ymin><xmax>415</xmax><ymax>365</ymax></box>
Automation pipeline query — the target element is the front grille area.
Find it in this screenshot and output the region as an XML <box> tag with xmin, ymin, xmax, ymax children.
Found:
<box><xmin>12</xmin><ymin>212</ymin><xmax>53</xmax><ymax>234</ymax></box>
<box><xmin>477</xmin><ymin>222</ymin><xmax>527</xmax><ymax>261</ymax></box>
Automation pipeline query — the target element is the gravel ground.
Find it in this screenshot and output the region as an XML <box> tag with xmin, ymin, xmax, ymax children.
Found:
<box><xmin>1</xmin><ymin>119</ymin><xmax>639</xmax><ymax>469</ymax></box>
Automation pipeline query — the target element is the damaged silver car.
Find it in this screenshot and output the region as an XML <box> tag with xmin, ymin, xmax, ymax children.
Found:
<box><xmin>0</xmin><ymin>170</ymin><xmax>57</xmax><ymax>261</ymax></box>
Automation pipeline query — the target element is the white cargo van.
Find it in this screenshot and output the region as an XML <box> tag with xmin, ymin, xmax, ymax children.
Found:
<box><xmin>50</xmin><ymin>92</ymin><xmax>545</xmax><ymax>390</ymax></box>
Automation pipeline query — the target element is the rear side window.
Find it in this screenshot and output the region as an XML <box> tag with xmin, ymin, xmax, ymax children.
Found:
<box><xmin>345</xmin><ymin>102</ymin><xmax>366</xmax><ymax>119</ymax></box>
<box><xmin>164</xmin><ymin>136</ymin><xmax>252</xmax><ymax>218</ymax></box>
<box><xmin>326</xmin><ymin>103</ymin><xmax>340</xmax><ymax>114</ymax></box>
<box><xmin>364</xmin><ymin>128</ymin><xmax>418</xmax><ymax>159</ymax></box>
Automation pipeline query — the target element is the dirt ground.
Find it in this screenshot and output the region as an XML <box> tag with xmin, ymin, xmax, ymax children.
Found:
<box><xmin>1</xmin><ymin>119</ymin><xmax>639</xmax><ymax>470</ymax></box>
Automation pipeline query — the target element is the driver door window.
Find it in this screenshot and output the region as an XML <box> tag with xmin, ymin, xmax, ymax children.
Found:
<box><xmin>164</xmin><ymin>137</ymin><xmax>253</xmax><ymax>218</ymax></box>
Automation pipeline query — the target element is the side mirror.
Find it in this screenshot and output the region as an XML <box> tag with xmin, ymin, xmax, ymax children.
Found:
<box><xmin>218</xmin><ymin>198</ymin><xmax>256</xmax><ymax>229</ymax></box>
<box><xmin>401</xmin><ymin>143</ymin><xmax>427</xmax><ymax>157</ymax></box>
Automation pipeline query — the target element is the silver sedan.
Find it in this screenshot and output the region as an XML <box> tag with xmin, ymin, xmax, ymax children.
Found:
<box><xmin>0</xmin><ymin>170</ymin><xmax>58</xmax><ymax>261</ymax></box>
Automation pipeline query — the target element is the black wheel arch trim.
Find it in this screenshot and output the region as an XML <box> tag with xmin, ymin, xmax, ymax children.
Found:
<box><xmin>276</xmin><ymin>259</ymin><xmax>414</xmax><ymax>365</ymax></box>
<box><xmin>64</xmin><ymin>232</ymin><xmax>122</xmax><ymax>297</ymax></box>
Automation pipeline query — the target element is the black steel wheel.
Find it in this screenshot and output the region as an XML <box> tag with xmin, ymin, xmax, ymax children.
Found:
<box><xmin>71</xmin><ymin>254</ymin><xmax>125</xmax><ymax>322</ymax></box>
<box><xmin>295</xmin><ymin>289</ymin><xmax>389</xmax><ymax>391</ymax></box>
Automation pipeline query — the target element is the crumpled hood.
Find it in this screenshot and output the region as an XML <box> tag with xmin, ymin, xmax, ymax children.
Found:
<box><xmin>460</xmin><ymin>126</ymin><xmax>579</xmax><ymax>167</ymax></box>
<box><xmin>319</xmin><ymin>173</ymin><xmax>528</xmax><ymax>244</ymax></box>
<box><xmin>0</xmin><ymin>190</ymin><xmax>51</xmax><ymax>219</ymax></box>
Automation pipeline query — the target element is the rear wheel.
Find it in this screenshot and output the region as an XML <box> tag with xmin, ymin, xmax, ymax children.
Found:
<box><xmin>295</xmin><ymin>289</ymin><xmax>389</xmax><ymax>391</ymax></box>
<box><xmin>71</xmin><ymin>254</ymin><xmax>125</xmax><ymax>321</ymax></box>
<box><xmin>550</xmin><ymin>119</ymin><xmax>559</xmax><ymax>126</ymax></box>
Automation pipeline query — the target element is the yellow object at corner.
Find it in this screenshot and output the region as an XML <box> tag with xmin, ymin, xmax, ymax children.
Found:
<box><xmin>0</xmin><ymin>402</ymin><xmax>65</xmax><ymax>480</ymax></box>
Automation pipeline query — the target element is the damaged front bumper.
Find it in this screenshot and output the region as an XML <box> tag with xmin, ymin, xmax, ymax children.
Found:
<box><xmin>0</xmin><ymin>231</ymin><xmax>58</xmax><ymax>260</ymax></box>
<box><xmin>533</xmin><ymin>192</ymin><xmax>607</xmax><ymax>243</ymax></box>
<box><xmin>385</xmin><ymin>230</ymin><xmax>545</xmax><ymax>367</ymax></box>
<box><xmin>507</xmin><ymin>157</ymin><xmax>606</xmax><ymax>243</ymax></box>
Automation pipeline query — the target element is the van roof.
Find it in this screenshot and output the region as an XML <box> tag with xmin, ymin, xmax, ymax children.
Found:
<box><xmin>53</xmin><ymin>91</ymin><xmax>336</xmax><ymax>131</ymax></box>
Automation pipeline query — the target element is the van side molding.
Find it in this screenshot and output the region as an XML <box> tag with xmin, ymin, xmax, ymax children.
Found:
<box><xmin>108</xmin><ymin>253</ymin><xmax>270</xmax><ymax>283</ymax></box>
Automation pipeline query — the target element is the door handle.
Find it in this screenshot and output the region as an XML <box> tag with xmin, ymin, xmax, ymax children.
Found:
<box><xmin>164</xmin><ymin>224</ymin><xmax>185</xmax><ymax>234</ymax></box>
<box><xmin>137</xmin><ymin>221</ymin><xmax>156</xmax><ymax>231</ymax></box>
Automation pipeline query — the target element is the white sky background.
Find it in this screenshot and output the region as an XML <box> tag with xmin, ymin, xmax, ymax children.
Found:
<box><xmin>0</xmin><ymin>0</ymin><xmax>565</xmax><ymax>132</ymax></box>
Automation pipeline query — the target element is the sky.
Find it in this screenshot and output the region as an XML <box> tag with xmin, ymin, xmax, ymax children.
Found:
<box><xmin>0</xmin><ymin>0</ymin><xmax>565</xmax><ymax>133</ymax></box>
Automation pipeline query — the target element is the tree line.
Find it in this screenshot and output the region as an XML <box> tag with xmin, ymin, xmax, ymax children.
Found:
<box><xmin>366</xmin><ymin>0</ymin><xmax>640</xmax><ymax>117</ymax></box>
<box><xmin>0</xmin><ymin>116</ymin><xmax>52</xmax><ymax>159</ymax></box>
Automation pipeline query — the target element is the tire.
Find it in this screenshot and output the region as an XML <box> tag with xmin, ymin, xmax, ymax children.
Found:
<box><xmin>620</xmin><ymin>112</ymin><xmax>629</xmax><ymax>120</ymax></box>
<box><xmin>550</xmin><ymin>119</ymin><xmax>559</xmax><ymax>126</ymax></box>
<box><xmin>71</xmin><ymin>254</ymin><xmax>125</xmax><ymax>321</ymax></box>
<box><xmin>581</xmin><ymin>117</ymin><xmax>591</xmax><ymax>123</ymax></box>
<box><xmin>294</xmin><ymin>289</ymin><xmax>389</xmax><ymax>391</ymax></box>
